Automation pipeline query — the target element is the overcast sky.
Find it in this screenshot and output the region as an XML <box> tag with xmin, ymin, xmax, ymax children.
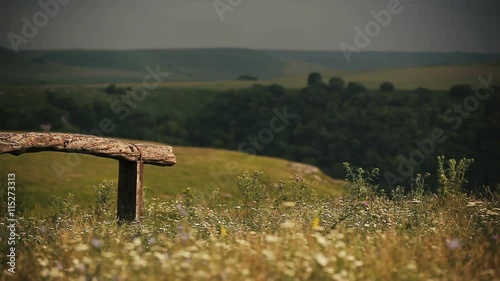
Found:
<box><xmin>1</xmin><ymin>0</ymin><xmax>499</xmax><ymax>53</ymax></box>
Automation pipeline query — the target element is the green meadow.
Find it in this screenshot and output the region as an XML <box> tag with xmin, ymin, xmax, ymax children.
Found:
<box><xmin>0</xmin><ymin>146</ymin><xmax>344</xmax><ymax>210</ymax></box>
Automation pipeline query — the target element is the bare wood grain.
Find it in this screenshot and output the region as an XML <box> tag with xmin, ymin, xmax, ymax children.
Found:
<box><xmin>0</xmin><ymin>132</ymin><xmax>176</xmax><ymax>166</ymax></box>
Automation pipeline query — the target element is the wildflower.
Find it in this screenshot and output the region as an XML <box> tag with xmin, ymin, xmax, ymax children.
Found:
<box><xmin>219</xmin><ymin>224</ymin><xmax>227</xmax><ymax>239</ymax></box>
<box><xmin>102</xmin><ymin>252</ymin><xmax>115</xmax><ymax>258</ymax></box>
<box><xmin>335</xmin><ymin>241</ymin><xmax>346</xmax><ymax>249</ymax></box>
<box><xmin>406</xmin><ymin>261</ymin><xmax>417</xmax><ymax>270</ymax></box>
<box><xmin>281</xmin><ymin>220</ymin><xmax>295</xmax><ymax>229</ymax></box>
<box><xmin>493</xmin><ymin>234</ymin><xmax>499</xmax><ymax>241</ymax></box>
<box><xmin>467</xmin><ymin>201</ymin><xmax>482</xmax><ymax>207</ymax></box>
<box><xmin>447</xmin><ymin>238</ymin><xmax>461</xmax><ymax>250</ymax></box>
<box><xmin>38</xmin><ymin>258</ymin><xmax>49</xmax><ymax>267</ymax></box>
<box><xmin>132</xmin><ymin>256</ymin><xmax>148</xmax><ymax>268</ymax></box>
<box><xmin>315</xmin><ymin>253</ymin><xmax>329</xmax><ymax>266</ymax></box>
<box><xmin>147</xmin><ymin>237</ymin><xmax>156</xmax><ymax>245</ymax></box>
<box><xmin>262</xmin><ymin>249</ymin><xmax>276</xmax><ymax>261</ymax></box>
<box><xmin>486</xmin><ymin>210</ymin><xmax>499</xmax><ymax>216</ymax></box>
<box><xmin>337</xmin><ymin>250</ymin><xmax>347</xmax><ymax>258</ymax></box>
<box><xmin>312</xmin><ymin>217</ymin><xmax>322</xmax><ymax>231</ymax></box>
<box><xmin>75</xmin><ymin>244</ymin><xmax>89</xmax><ymax>252</ymax></box>
<box><xmin>354</xmin><ymin>260</ymin><xmax>364</xmax><ymax>267</ymax></box>
<box><xmin>314</xmin><ymin>234</ymin><xmax>329</xmax><ymax>246</ymax></box>
<box><xmin>176</xmin><ymin>204</ymin><xmax>187</xmax><ymax>217</ymax></box>
<box><xmin>295</xmin><ymin>175</ymin><xmax>304</xmax><ymax>182</ymax></box>
<box><xmin>132</xmin><ymin>238</ymin><xmax>142</xmax><ymax>247</ymax></box>
<box><xmin>154</xmin><ymin>252</ymin><xmax>169</xmax><ymax>262</ymax></box>
<box><xmin>90</xmin><ymin>238</ymin><xmax>102</xmax><ymax>250</ymax></box>
<box><xmin>41</xmin><ymin>268</ymin><xmax>50</xmax><ymax>278</ymax></box>
<box><xmin>265</xmin><ymin>234</ymin><xmax>280</xmax><ymax>243</ymax></box>
<box><xmin>336</xmin><ymin>233</ymin><xmax>345</xmax><ymax>240</ymax></box>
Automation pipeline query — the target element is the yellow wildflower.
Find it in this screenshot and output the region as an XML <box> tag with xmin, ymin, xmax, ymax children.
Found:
<box><xmin>220</xmin><ymin>224</ymin><xmax>227</xmax><ymax>239</ymax></box>
<box><xmin>312</xmin><ymin>216</ymin><xmax>322</xmax><ymax>231</ymax></box>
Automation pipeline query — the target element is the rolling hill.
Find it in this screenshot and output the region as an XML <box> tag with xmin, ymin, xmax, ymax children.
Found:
<box><xmin>1</xmin><ymin>47</ymin><xmax>499</xmax><ymax>86</ymax></box>
<box><xmin>0</xmin><ymin>48</ymin><xmax>290</xmax><ymax>84</ymax></box>
<box><xmin>0</xmin><ymin>145</ymin><xmax>344</xmax><ymax>209</ymax></box>
<box><xmin>262</xmin><ymin>49</ymin><xmax>500</xmax><ymax>71</ymax></box>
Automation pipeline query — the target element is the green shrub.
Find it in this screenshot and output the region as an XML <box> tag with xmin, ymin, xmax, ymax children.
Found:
<box><xmin>437</xmin><ymin>156</ymin><xmax>474</xmax><ymax>197</ymax></box>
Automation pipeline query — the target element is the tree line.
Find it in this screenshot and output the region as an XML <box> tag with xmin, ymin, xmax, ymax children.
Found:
<box><xmin>1</xmin><ymin>73</ymin><xmax>499</xmax><ymax>192</ymax></box>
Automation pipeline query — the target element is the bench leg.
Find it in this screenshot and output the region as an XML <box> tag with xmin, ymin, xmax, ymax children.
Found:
<box><xmin>117</xmin><ymin>160</ymin><xmax>144</xmax><ymax>222</ymax></box>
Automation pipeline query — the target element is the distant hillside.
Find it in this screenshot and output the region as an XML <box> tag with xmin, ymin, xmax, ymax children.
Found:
<box><xmin>15</xmin><ymin>48</ymin><xmax>287</xmax><ymax>82</ymax></box>
<box><xmin>0</xmin><ymin>47</ymin><xmax>291</xmax><ymax>84</ymax></box>
<box><xmin>1</xmin><ymin>47</ymin><xmax>499</xmax><ymax>85</ymax></box>
<box><xmin>0</xmin><ymin>47</ymin><xmax>147</xmax><ymax>84</ymax></box>
<box><xmin>263</xmin><ymin>50</ymin><xmax>500</xmax><ymax>71</ymax></box>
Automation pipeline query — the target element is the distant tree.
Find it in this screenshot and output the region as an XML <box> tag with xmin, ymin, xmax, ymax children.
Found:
<box><xmin>328</xmin><ymin>77</ymin><xmax>345</xmax><ymax>92</ymax></box>
<box><xmin>92</xmin><ymin>98</ymin><xmax>113</xmax><ymax>118</ymax></box>
<box><xmin>36</xmin><ymin>106</ymin><xmax>63</xmax><ymax>129</ymax></box>
<box><xmin>299</xmin><ymin>85</ymin><xmax>329</xmax><ymax>108</ymax></box>
<box><xmin>380</xmin><ymin>81</ymin><xmax>395</xmax><ymax>92</ymax></box>
<box><xmin>237</xmin><ymin>75</ymin><xmax>258</xmax><ymax>81</ymax></box>
<box><xmin>307</xmin><ymin>72</ymin><xmax>322</xmax><ymax>86</ymax></box>
<box><xmin>31</xmin><ymin>57</ymin><xmax>46</xmax><ymax>64</ymax></box>
<box><xmin>71</xmin><ymin>104</ymin><xmax>97</xmax><ymax>130</ymax></box>
<box><xmin>105</xmin><ymin>84</ymin><xmax>117</xmax><ymax>94</ymax></box>
<box><xmin>449</xmin><ymin>84</ymin><xmax>473</xmax><ymax>98</ymax></box>
<box><xmin>268</xmin><ymin>84</ymin><xmax>286</xmax><ymax>97</ymax></box>
<box><xmin>104</xmin><ymin>84</ymin><xmax>129</xmax><ymax>95</ymax></box>
<box><xmin>46</xmin><ymin>93</ymin><xmax>78</xmax><ymax>112</ymax></box>
<box><xmin>346</xmin><ymin>82</ymin><xmax>366</xmax><ymax>94</ymax></box>
<box><xmin>415</xmin><ymin>87</ymin><xmax>433</xmax><ymax>103</ymax></box>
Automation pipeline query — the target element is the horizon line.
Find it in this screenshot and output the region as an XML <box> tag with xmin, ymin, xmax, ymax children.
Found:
<box><xmin>1</xmin><ymin>46</ymin><xmax>500</xmax><ymax>55</ymax></box>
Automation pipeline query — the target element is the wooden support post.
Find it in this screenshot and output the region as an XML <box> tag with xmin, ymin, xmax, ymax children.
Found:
<box><xmin>117</xmin><ymin>160</ymin><xmax>144</xmax><ymax>222</ymax></box>
<box><xmin>136</xmin><ymin>161</ymin><xmax>144</xmax><ymax>220</ymax></box>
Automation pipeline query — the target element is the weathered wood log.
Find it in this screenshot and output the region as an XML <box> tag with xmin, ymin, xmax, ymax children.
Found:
<box><xmin>0</xmin><ymin>132</ymin><xmax>177</xmax><ymax>222</ymax></box>
<box><xmin>0</xmin><ymin>132</ymin><xmax>176</xmax><ymax>166</ymax></box>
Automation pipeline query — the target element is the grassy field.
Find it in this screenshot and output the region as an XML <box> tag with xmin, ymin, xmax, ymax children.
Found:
<box><xmin>0</xmin><ymin>145</ymin><xmax>344</xmax><ymax>210</ymax></box>
<box><xmin>1</xmin><ymin>158</ymin><xmax>498</xmax><ymax>280</ymax></box>
<box><xmin>271</xmin><ymin>63</ymin><xmax>500</xmax><ymax>90</ymax></box>
<box><xmin>4</xmin><ymin>62</ymin><xmax>494</xmax><ymax>91</ymax></box>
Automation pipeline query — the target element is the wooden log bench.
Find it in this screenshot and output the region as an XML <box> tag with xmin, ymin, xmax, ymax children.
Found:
<box><xmin>0</xmin><ymin>132</ymin><xmax>176</xmax><ymax>222</ymax></box>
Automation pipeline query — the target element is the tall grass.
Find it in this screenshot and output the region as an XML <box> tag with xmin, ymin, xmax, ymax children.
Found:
<box><xmin>1</xmin><ymin>157</ymin><xmax>498</xmax><ymax>280</ymax></box>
